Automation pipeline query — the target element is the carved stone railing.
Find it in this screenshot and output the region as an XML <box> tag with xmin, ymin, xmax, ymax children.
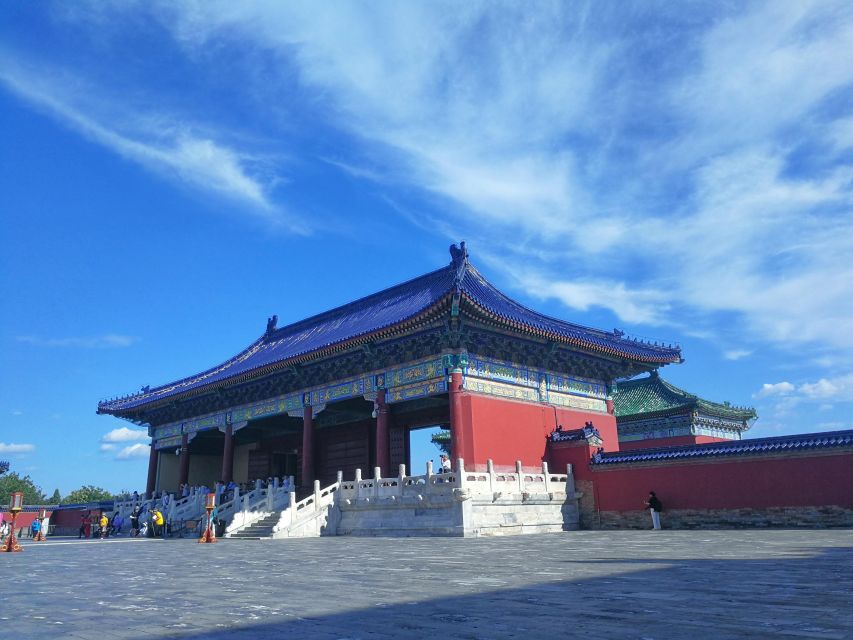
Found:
<box><xmin>223</xmin><ymin>477</ymin><xmax>295</xmax><ymax>535</ymax></box>
<box><xmin>337</xmin><ymin>459</ymin><xmax>570</xmax><ymax>504</ymax></box>
<box><xmin>269</xmin><ymin>459</ymin><xmax>575</xmax><ymax>538</ymax></box>
<box><xmin>273</xmin><ymin>479</ymin><xmax>340</xmax><ymax>536</ymax></box>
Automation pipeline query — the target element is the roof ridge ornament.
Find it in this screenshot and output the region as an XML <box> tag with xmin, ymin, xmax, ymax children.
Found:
<box><xmin>449</xmin><ymin>241</ymin><xmax>468</xmax><ymax>289</ymax></box>
<box><xmin>265</xmin><ymin>314</ymin><xmax>278</xmax><ymax>336</ymax></box>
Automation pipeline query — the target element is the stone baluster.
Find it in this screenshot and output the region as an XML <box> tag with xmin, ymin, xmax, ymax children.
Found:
<box><xmin>355</xmin><ymin>468</ymin><xmax>362</xmax><ymax>500</ymax></box>
<box><xmin>487</xmin><ymin>459</ymin><xmax>495</xmax><ymax>494</ymax></box>
<box><xmin>255</xmin><ymin>479</ymin><xmax>262</xmax><ymax>491</ymax></box>
<box><xmin>566</xmin><ymin>463</ymin><xmax>576</xmax><ymax>496</ymax></box>
<box><xmin>542</xmin><ymin>461</ymin><xmax>551</xmax><ymax>493</ymax></box>
<box><xmin>398</xmin><ymin>464</ymin><xmax>406</xmax><ymax>497</ymax></box>
<box><xmin>516</xmin><ymin>460</ymin><xmax>524</xmax><ymax>494</ymax></box>
<box><xmin>336</xmin><ymin>470</ymin><xmax>343</xmax><ymax>485</ymax></box>
<box><xmin>374</xmin><ymin>466</ymin><xmax>381</xmax><ymax>499</ymax></box>
<box><xmin>266</xmin><ymin>482</ymin><xmax>274</xmax><ymax>511</ymax></box>
<box><xmin>313</xmin><ymin>480</ymin><xmax>321</xmax><ymax>511</ymax></box>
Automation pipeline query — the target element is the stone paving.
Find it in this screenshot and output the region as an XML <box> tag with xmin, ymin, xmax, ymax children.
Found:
<box><xmin>2</xmin><ymin>530</ymin><xmax>851</xmax><ymax>639</ymax></box>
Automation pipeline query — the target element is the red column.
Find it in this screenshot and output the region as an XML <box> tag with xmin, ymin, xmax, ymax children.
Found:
<box><xmin>374</xmin><ymin>389</ymin><xmax>390</xmax><ymax>476</ymax></box>
<box><xmin>146</xmin><ymin>443</ymin><xmax>159</xmax><ymax>498</ymax></box>
<box><xmin>220</xmin><ymin>423</ymin><xmax>234</xmax><ymax>484</ymax></box>
<box><xmin>301</xmin><ymin>405</ymin><xmax>314</xmax><ymax>488</ymax></box>
<box><xmin>178</xmin><ymin>433</ymin><xmax>190</xmax><ymax>487</ymax></box>
<box><xmin>448</xmin><ymin>370</ymin><xmax>467</xmax><ymax>468</ymax></box>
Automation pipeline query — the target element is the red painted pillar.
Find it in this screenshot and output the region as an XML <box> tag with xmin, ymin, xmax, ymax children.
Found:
<box><xmin>375</xmin><ymin>389</ymin><xmax>390</xmax><ymax>476</ymax></box>
<box><xmin>178</xmin><ymin>433</ymin><xmax>190</xmax><ymax>487</ymax></box>
<box><xmin>301</xmin><ymin>405</ymin><xmax>314</xmax><ymax>488</ymax></box>
<box><xmin>448</xmin><ymin>370</ymin><xmax>467</xmax><ymax>468</ymax></box>
<box><xmin>146</xmin><ymin>443</ymin><xmax>159</xmax><ymax>498</ymax></box>
<box><xmin>220</xmin><ymin>423</ymin><xmax>234</xmax><ymax>484</ymax></box>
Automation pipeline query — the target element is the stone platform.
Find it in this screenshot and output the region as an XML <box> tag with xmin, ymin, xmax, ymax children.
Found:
<box><xmin>3</xmin><ymin>530</ymin><xmax>851</xmax><ymax>639</ymax></box>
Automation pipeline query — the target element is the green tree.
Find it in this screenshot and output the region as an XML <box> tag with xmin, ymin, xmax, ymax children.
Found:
<box><xmin>63</xmin><ymin>485</ymin><xmax>113</xmax><ymax>504</ymax></box>
<box><xmin>0</xmin><ymin>460</ymin><xmax>9</xmax><ymax>476</ymax></box>
<box><xmin>0</xmin><ymin>472</ymin><xmax>46</xmax><ymax>505</ymax></box>
<box><xmin>49</xmin><ymin>489</ymin><xmax>62</xmax><ymax>503</ymax></box>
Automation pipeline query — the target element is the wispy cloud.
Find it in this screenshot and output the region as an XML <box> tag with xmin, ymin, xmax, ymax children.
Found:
<box><xmin>17</xmin><ymin>334</ymin><xmax>139</xmax><ymax>348</ymax></box>
<box><xmin>124</xmin><ymin>1</ymin><xmax>853</xmax><ymax>357</ymax></box>
<box><xmin>6</xmin><ymin>2</ymin><xmax>853</xmax><ymax>362</ymax></box>
<box><xmin>0</xmin><ymin>53</ymin><xmax>306</xmax><ymax>232</ymax></box>
<box><xmin>102</xmin><ymin>427</ymin><xmax>148</xmax><ymax>443</ymax></box>
<box><xmin>0</xmin><ymin>443</ymin><xmax>35</xmax><ymax>454</ymax></box>
<box><xmin>724</xmin><ymin>350</ymin><xmax>753</xmax><ymax>361</ymax></box>
<box><xmin>116</xmin><ymin>443</ymin><xmax>149</xmax><ymax>460</ymax></box>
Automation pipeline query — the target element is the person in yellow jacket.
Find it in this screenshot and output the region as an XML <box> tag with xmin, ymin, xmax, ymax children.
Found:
<box><xmin>151</xmin><ymin>508</ymin><xmax>165</xmax><ymax>538</ymax></box>
<box><xmin>99</xmin><ymin>513</ymin><xmax>109</xmax><ymax>539</ymax></box>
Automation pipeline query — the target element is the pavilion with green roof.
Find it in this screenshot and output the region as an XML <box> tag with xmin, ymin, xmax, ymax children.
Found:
<box><xmin>612</xmin><ymin>372</ymin><xmax>757</xmax><ymax>450</ymax></box>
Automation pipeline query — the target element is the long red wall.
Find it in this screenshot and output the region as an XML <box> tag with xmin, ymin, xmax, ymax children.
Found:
<box><xmin>461</xmin><ymin>392</ymin><xmax>618</xmax><ymax>468</ymax></box>
<box><xmin>592</xmin><ymin>453</ymin><xmax>853</xmax><ymax>511</ymax></box>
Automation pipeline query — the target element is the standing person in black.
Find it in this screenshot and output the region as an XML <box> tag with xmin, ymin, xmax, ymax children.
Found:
<box><xmin>645</xmin><ymin>491</ymin><xmax>663</xmax><ymax>530</ymax></box>
<box><xmin>130</xmin><ymin>506</ymin><xmax>140</xmax><ymax>537</ymax></box>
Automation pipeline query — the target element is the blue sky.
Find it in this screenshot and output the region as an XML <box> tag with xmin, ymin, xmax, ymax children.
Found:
<box><xmin>2</xmin><ymin>1</ymin><xmax>852</xmax><ymax>496</ymax></box>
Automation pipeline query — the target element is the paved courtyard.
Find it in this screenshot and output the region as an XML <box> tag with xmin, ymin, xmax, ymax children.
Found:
<box><xmin>2</xmin><ymin>530</ymin><xmax>851</xmax><ymax>639</ymax></box>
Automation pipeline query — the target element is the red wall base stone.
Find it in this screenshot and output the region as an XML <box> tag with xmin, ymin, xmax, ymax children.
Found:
<box><xmin>588</xmin><ymin>505</ymin><xmax>853</xmax><ymax>530</ymax></box>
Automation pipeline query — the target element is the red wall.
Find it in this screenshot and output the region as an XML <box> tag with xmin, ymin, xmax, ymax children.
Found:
<box><xmin>619</xmin><ymin>435</ymin><xmax>730</xmax><ymax>451</ymax></box>
<box><xmin>462</xmin><ymin>393</ymin><xmax>617</xmax><ymax>468</ymax></box>
<box><xmin>1</xmin><ymin>510</ymin><xmax>54</xmax><ymax>529</ymax></box>
<box><xmin>591</xmin><ymin>453</ymin><xmax>853</xmax><ymax>511</ymax></box>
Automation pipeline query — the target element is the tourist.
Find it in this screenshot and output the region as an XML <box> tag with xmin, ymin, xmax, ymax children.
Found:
<box><xmin>130</xmin><ymin>506</ymin><xmax>140</xmax><ymax>536</ymax></box>
<box><xmin>132</xmin><ymin>490</ymin><xmax>139</xmax><ymax>502</ymax></box>
<box><xmin>0</xmin><ymin>519</ymin><xmax>9</xmax><ymax>540</ymax></box>
<box><xmin>645</xmin><ymin>491</ymin><xmax>663</xmax><ymax>530</ymax></box>
<box><xmin>152</xmin><ymin>507</ymin><xmax>165</xmax><ymax>538</ymax></box>
<box><xmin>79</xmin><ymin>510</ymin><xmax>91</xmax><ymax>539</ymax></box>
<box><xmin>112</xmin><ymin>513</ymin><xmax>123</xmax><ymax>536</ymax></box>
<box><xmin>31</xmin><ymin>517</ymin><xmax>41</xmax><ymax>539</ymax></box>
<box><xmin>99</xmin><ymin>512</ymin><xmax>109</xmax><ymax>538</ymax></box>
<box><xmin>440</xmin><ymin>454</ymin><xmax>451</xmax><ymax>473</ymax></box>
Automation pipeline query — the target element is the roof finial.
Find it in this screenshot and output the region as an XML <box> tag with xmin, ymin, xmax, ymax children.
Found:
<box><xmin>449</xmin><ymin>241</ymin><xmax>468</xmax><ymax>288</ymax></box>
<box><xmin>266</xmin><ymin>314</ymin><xmax>278</xmax><ymax>335</ymax></box>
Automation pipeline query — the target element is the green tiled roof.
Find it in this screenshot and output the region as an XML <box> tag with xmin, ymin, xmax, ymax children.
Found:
<box><xmin>613</xmin><ymin>373</ymin><xmax>757</xmax><ymax>422</ymax></box>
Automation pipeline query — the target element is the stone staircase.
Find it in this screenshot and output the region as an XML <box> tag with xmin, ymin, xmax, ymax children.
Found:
<box><xmin>226</xmin><ymin>513</ymin><xmax>280</xmax><ymax>539</ymax></box>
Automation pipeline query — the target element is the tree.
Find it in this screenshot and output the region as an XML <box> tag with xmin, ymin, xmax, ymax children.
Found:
<box><xmin>0</xmin><ymin>460</ymin><xmax>9</xmax><ymax>476</ymax></box>
<box><xmin>49</xmin><ymin>489</ymin><xmax>62</xmax><ymax>503</ymax></box>
<box><xmin>63</xmin><ymin>485</ymin><xmax>113</xmax><ymax>504</ymax></box>
<box><xmin>0</xmin><ymin>472</ymin><xmax>46</xmax><ymax>505</ymax></box>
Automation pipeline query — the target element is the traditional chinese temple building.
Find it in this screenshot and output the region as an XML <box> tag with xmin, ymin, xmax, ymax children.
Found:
<box><xmin>613</xmin><ymin>372</ymin><xmax>756</xmax><ymax>450</ymax></box>
<box><xmin>97</xmin><ymin>243</ymin><xmax>682</xmax><ymax>497</ymax></box>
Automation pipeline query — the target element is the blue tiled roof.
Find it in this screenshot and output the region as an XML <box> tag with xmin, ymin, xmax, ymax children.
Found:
<box><xmin>591</xmin><ymin>430</ymin><xmax>853</xmax><ymax>465</ymax></box>
<box><xmin>98</xmin><ymin>244</ymin><xmax>681</xmax><ymax>414</ymax></box>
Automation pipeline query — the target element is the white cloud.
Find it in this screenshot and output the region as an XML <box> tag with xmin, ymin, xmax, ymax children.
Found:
<box><xmin>799</xmin><ymin>374</ymin><xmax>853</xmax><ymax>401</ymax></box>
<box><xmin>11</xmin><ymin>410</ymin><xmax>23</xmax><ymax>416</ymax></box>
<box><xmin>17</xmin><ymin>334</ymin><xmax>139</xmax><ymax>348</ymax></box>
<box><xmin>0</xmin><ymin>443</ymin><xmax>35</xmax><ymax>454</ymax></box>
<box><xmin>756</xmin><ymin>374</ymin><xmax>853</xmax><ymax>403</ymax></box>
<box><xmin>755</xmin><ymin>382</ymin><xmax>795</xmax><ymax>398</ymax></box>
<box><xmin>116</xmin><ymin>443</ymin><xmax>150</xmax><ymax>460</ymax></box>
<box><xmin>102</xmin><ymin>427</ymin><xmax>149</xmax><ymax>443</ymax></box>
<box><xmin>723</xmin><ymin>350</ymin><xmax>752</xmax><ymax>361</ymax></box>
<box><xmin>518</xmin><ymin>271</ymin><xmax>672</xmax><ymax>326</ymax></box>
<box><xmin>99</xmin><ymin>443</ymin><xmax>116</xmax><ymax>452</ymax></box>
